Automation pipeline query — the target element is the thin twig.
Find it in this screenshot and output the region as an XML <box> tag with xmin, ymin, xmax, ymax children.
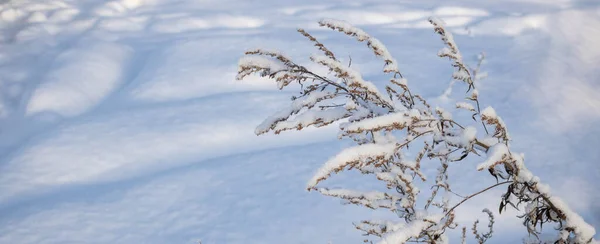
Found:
<box><xmin>445</xmin><ymin>181</ymin><xmax>513</xmax><ymax>218</ymax></box>
<box><xmin>470</xmin><ymin>52</ymin><xmax>490</xmax><ymax>135</ymax></box>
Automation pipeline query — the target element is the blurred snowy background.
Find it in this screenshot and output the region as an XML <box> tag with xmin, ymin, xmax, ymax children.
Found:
<box><xmin>0</xmin><ymin>0</ymin><xmax>598</xmax><ymax>243</ymax></box>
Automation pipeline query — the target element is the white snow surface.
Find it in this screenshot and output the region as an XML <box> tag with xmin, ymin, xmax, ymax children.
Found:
<box><xmin>27</xmin><ymin>41</ymin><xmax>133</xmax><ymax>117</ymax></box>
<box><xmin>0</xmin><ymin>0</ymin><xmax>598</xmax><ymax>243</ymax></box>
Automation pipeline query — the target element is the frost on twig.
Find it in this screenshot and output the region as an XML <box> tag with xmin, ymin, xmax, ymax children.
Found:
<box><xmin>472</xmin><ymin>209</ymin><xmax>495</xmax><ymax>244</ymax></box>
<box><xmin>237</xmin><ymin>17</ymin><xmax>596</xmax><ymax>244</ymax></box>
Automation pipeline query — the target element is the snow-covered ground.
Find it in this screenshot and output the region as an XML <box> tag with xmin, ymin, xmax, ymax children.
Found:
<box><xmin>0</xmin><ymin>0</ymin><xmax>598</xmax><ymax>243</ymax></box>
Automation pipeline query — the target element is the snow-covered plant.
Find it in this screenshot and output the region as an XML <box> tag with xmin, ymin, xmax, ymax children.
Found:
<box><xmin>236</xmin><ymin>18</ymin><xmax>596</xmax><ymax>244</ymax></box>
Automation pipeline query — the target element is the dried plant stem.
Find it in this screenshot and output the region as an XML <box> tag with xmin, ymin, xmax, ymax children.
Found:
<box><xmin>238</xmin><ymin>17</ymin><xmax>596</xmax><ymax>244</ymax></box>
<box><xmin>471</xmin><ymin>54</ymin><xmax>490</xmax><ymax>135</ymax></box>
<box><xmin>445</xmin><ymin>181</ymin><xmax>513</xmax><ymax>218</ymax></box>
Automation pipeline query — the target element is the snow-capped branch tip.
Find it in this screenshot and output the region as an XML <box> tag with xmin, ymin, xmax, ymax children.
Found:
<box><xmin>236</xmin><ymin>49</ymin><xmax>313</xmax><ymax>90</ymax></box>
<box><xmin>306</xmin><ymin>143</ymin><xmax>398</xmax><ymax>190</ymax></box>
<box><xmin>297</xmin><ymin>28</ymin><xmax>337</xmax><ymax>61</ymax></box>
<box><xmin>318</xmin><ymin>18</ymin><xmax>400</xmax><ymax>74</ymax></box>
<box><xmin>236</xmin><ymin>54</ymin><xmax>287</xmax><ymax>80</ymax></box>
<box><xmin>310</xmin><ymin>54</ymin><xmax>395</xmax><ymax>109</ymax></box>
<box><xmin>254</xmin><ymin>91</ymin><xmax>340</xmax><ymax>135</ymax></box>
<box><xmin>428</xmin><ymin>17</ymin><xmax>473</xmax><ymax>86</ymax></box>
<box><xmin>481</xmin><ymin>106</ymin><xmax>510</xmax><ymax>141</ymax></box>
<box><xmin>244</xmin><ymin>48</ymin><xmax>293</xmax><ymax>65</ymax></box>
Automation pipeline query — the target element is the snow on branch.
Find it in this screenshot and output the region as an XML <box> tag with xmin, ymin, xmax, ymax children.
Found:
<box><xmin>456</xmin><ymin>101</ymin><xmax>476</xmax><ymax>112</ymax></box>
<box><xmin>481</xmin><ymin>106</ymin><xmax>510</xmax><ymax>141</ymax></box>
<box><xmin>428</xmin><ymin>17</ymin><xmax>471</xmax><ymax>86</ymax></box>
<box><xmin>319</xmin><ymin>18</ymin><xmax>400</xmax><ymax>74</ymax></box>
<box><xmin>297</xmin><ymin>28</ymin><xmax>337</xmax><ymax>61</ymax></box>
<box><xmin>379</xmin><ymin>214</ymin><xmax>445</xmax><ymax>244</ymax></box>
<box><xmin>318</xmin><ymin>188</ymin><xmax>401</xmax><ymax>210</ymax></box>
<box><xmin>306</xmin><ymin>142</ymin><xmax>397</xmax><ymax>190</ymax></box>
<box><xmin>310</xmin><ymin>54</ymin><xmax>394</xmax><ymax>109</ymax></box>
<box><xmin>236</xmin><ymin>55</ymin><xmax>286</xmax><ymax>81</ymax></box>
<box><xmin>272</xmin><ymin>106</ymin><xmax>349</xmax><ymax>133</ymax></box>
<box><xmin>340</xmin><ymin>109</ymin><xmax>420</xmax><ymax>135</ymax></box>
<box><xmin>237</xmin><ymin>17</ymin><xmax>596</xmax><ymax>244</ymax></box>
<box><xmin>476</xmin><ymin>143</ymin><xmax>509</xmax><ymax>171</ymax></box>
<box><xmin>428</xmin><ymin>19</ymin><xmax>595</xmax><ymax>243</ymax></box>
<box><xmin>255</xmin><ymin>91</ymin><xmax>337</xmax><ymax>135</ymax></box>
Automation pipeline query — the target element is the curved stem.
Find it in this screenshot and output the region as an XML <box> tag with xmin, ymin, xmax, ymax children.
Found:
<box><xmin>395</xmin><ymin>130</ymin><xmax>434</xmax><ymax>150</ymax></box>
<box><xmin>445</xmin><ymin>181</ymin><xmax>513</xmax><ymax>218</ymax></box>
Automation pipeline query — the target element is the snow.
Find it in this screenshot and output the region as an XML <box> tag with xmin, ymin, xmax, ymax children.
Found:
<box><xmin>341</xmin><ymin>110</ymin><xmax>416</xmax><ymax>133</ymax></box>
<box><xmin>27</xmin><ymin>12</ymin><xmax>47</xmax><ymax>23</ymax></box>
<box><xmin>481</xmin><ymin>106</ymin><xmax>511</xmax><ymax>140</ymax></box>
<box><xmin>452</xmin><ymin>70</ymin><xmax>471</xmax><ymax>82</ymax></box>
<box><xmin>132</xmin><ymin>39</ymin><xmax>276</xmax><ymax>103</ymax></box>
<box><xmin>319</xmin><ymin>18</ymin><xmax>371</xmax><ymax>41</ymax></box>
<box><xmin>433</xmin><ymin>6</ymin><xmax>489</xmax><ymax>17</ymax></box>
<box><xmin>460</xmin><ymin>126</ymin><xmax>477</xmax><ymax>147</ymax></box>
<box><xmin>456</xmin><ymin>101</ymin><xmax>475</xmax><ymax>111</ymax></box>
<box><xmin>546</xmin><ymin>195</ymin><xmax>597</xmax><ymax>243</ymax></box>
<box><xmin>481</xmin><ymin>106</ymin><xmax>498</xmax><ymax>119</ymax></box>
<box><xmin>317</xmin><ymin>188</ymin><xmax>400</xmax><ymax>210</ymax></box>
<box><xmin>26</xmin><ymin>41</ymin><xmax>133</xmax><ymax>117</ymax></box>
<box><xmin>307</xmin><ymin>142</ymin><xmax>397</xmax><ymax>189</ymax></box>
<box><xmin>379</xmin><ymin>214</ymin><xmax>444</xmax><ymax>244</ymax></box>
<box><xmin>273</xmin><ymin>107</ymin><xmax>349</xmax><ymax>133</ymax></box>
<box><xmin>318</xmin><ymin>18</ymin><xmax>400</xmax><ymax>74</ymax></box>
<box><xmin>476</xmin><ymin>143</ymin><xmax>509</xmax><ymax>171</ymax></box>
<box><xmin>151</xmin><ymin>15</ymin><xmax>265</xmax><ymax>33</ymax></box>
<box><xmin>255</xmin><ymin>91</ymin><xmax>336</xmax><ymax>135</ymax></box>
<box><xmin>0</xmin><ymin>0</ymin><xmax>598</xmax><ymax>243</ymax></box>
<box><xmin>310</xmin><ymin>54</ymin><xmax>394</xmax><ymax>107</ymax></box>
